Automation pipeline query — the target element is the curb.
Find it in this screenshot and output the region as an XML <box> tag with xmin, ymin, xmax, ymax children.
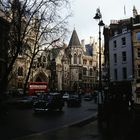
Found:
<box><xmin>69</xmin><ymin>113</ymin><xmax>97</xmax><ymax>127</ymax></box>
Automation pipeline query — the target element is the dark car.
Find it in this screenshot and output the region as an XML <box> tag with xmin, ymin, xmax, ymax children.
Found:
<box><xmin>84</xmin><ymin>93</ymin><xmax>93</xmax><ymax>101</ymax></box>
<box><xmin>67</xmin><ymin>94</ymin><xmax>81</xmax><ymax>107</ymax></box>
<box><xmin>62</xmin><ymin>92</ymin><xmax>69</xmax><ymax>101</ymax></box>
<box><xmin>33</xmin><ymin>92</ymin><xmax>64</xmax><ymax>112</ymax></box>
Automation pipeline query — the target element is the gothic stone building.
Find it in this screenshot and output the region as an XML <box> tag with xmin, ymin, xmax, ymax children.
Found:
<box><xmin>9</xmin><ymin>29</ymin><xmax>98</xmax><ymax>93</ymax></box>
<box><xmin>37</xmin><ymin>29</ymin><xmax>98</xmax><ymax>93</ymax></box>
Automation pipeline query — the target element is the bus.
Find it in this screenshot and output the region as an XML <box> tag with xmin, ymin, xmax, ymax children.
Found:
<box><xmin>28</xmin><ymin>82</ymin><xmax>48</xmax><ymax>96</ymax></box>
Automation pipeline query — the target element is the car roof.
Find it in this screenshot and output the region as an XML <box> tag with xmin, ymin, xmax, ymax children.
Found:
<box><xmin>49</xmin><ymin>92</ymin><xmax>61</xmax><ymax>96</ymax></box>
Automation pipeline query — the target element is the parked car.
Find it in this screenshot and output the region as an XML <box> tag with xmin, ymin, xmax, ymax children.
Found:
<box><xmin>62</xmin><ymin>92</ymin><xmax>69</xmax><ymax>101</ymax></box>
<box><xmin>67</xmin><ymin>94</ymin><xmax>81</xmax><ymax>107</ymax></box>
<box><xmin>33</xmin><ymin>92</ymin><xmax>64</xmax><ymax>112</ymax></box>
<box><xmin>84</xmin><ymin>93</ymin><xmax>93</xmax><ymax>101</ymax></box>
<box><xmin>15</xmin><ymin>96</ymin><xmax>38</xmax><ymax>108</ymax></box>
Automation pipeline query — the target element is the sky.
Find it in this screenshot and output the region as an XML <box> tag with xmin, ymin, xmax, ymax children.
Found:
<box><xmin>67</xmin><ymin>0</ymin><xmax>140</xmax><ymax>43</ymax></box>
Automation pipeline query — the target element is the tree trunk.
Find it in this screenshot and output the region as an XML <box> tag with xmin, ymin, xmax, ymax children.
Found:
<box><xmin>23</xmin><ymin>55</ymin><xmax>35</xmax><ymax>95</ymax></box>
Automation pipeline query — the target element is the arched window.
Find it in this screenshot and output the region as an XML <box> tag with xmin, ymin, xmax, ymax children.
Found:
<box><xmin>74</xmin><ymin>54</ymin><xmax>77</xmax><ymax>64</ymax></box>
<box><xmin>43</xmin><ymin>56</ymin><xmax>46</xmax><ymax>62</ymax></box>
<box><xmin>18</xmin><ymin>67</ymin><xmax>23</xmax><ymax>76</ymax></box>
<box><xmin>79</xmin><ymin>54</ymin><xmax>81</xmax><ymax>64</ymax></box>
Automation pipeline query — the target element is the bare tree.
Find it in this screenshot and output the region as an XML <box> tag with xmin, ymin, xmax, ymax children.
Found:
<box><xmin>0</xmin><ymin>0</ymin><xmax>71</xmax><ymax>95</ymax></box>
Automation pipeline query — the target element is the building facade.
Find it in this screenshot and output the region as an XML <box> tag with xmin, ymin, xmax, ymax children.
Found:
<box><xmin>37</xmin><ymin>29</ymin><xmax>99</xmax><ymax>93</ymax></box>
<box><xmin>103</xmin><ymin>6</ymin><xmax>140</xmax><ymax>104</ymax></box>
<box><xmin>7</xmin><ymin>28</ymin><xmax>99</xmax><ymax>94</ymax></box>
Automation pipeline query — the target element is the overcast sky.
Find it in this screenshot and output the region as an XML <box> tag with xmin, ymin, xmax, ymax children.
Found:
<box><xmin>67</xmin><ymin>0</ymin><xmax>140</xmax><ymax>43</ymax></box>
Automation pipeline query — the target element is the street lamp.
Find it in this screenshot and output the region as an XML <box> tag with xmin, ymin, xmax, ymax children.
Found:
<box><xmin>93</xmin><ymin>8</ymin><xmax>105</xmax><ymax>121</ymax></box>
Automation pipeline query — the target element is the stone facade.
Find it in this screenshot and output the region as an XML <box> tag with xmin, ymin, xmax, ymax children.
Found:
<box><xmin>38</xmin><ymin>29</ymin><xmax>99</xmax><ymax>93</ymax></box>
<box><xmin>8</xmin><ymin>29</ymin><xmax>99</xmax><ymax>94</ymax></box>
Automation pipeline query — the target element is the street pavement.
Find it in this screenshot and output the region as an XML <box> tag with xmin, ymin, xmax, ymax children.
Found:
<box><xmin>2</xmin><ymin>97</ymin><xmax>140</xmax><ymax>140</ymax></box>
<box><xmin>13</xmin><ymin>109</ymin><xmax>138</xmax><ymax>140</ymax></box>
<box><xmin>13</xmin><ymin>113</ymin><xmax>99</xmax><ymax>140</ymax></box>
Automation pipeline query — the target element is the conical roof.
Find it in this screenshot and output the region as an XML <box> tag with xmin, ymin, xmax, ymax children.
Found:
<box><xmin>68</xmin><ymin>29</ymin><xmax>81</xmax><ymax>47</ymax></box>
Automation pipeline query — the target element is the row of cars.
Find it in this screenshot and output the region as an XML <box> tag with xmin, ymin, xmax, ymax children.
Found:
<box><xmin>12</xmin><ymin>92</ymin><xmax>95</xmax><ymax>112</ymax></box>
<box><xmin>64</xmin><ymin>93</ymin><xmax>81</xmax><ymax>107</ymax></box>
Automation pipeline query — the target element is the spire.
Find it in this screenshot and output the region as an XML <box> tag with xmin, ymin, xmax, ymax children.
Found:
<box><xmin>68</xmin><ymin>29</ymin><xmax>81</xmax><ymax>47</ymax></box>
<box><xmin>133</xmin><ymin>5</ymin><xmax>138</xmax><ymax>18</ymax></box>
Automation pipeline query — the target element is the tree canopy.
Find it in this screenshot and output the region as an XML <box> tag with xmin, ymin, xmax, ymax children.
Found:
<box><xmin>0</xmin><ymin>0</ymin><xmax>71</xmax><ymax>94</ymax></box>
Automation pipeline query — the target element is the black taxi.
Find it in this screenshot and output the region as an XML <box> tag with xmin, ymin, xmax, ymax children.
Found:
<box><xmin>33</xmin><ymin>92</ymin><xmax>64</xmax><ymax>112</ymax></box>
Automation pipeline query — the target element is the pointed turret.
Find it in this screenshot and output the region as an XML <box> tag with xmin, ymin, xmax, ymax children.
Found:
<box><xmin>68</xmin><ymin>29</ymin><xmax>81</xmax><ymax>47</ymax></box>
<box><xmin>133</xmin><ymin>5</ymin><xmax>138</xmax><ymax>18</ymax></box>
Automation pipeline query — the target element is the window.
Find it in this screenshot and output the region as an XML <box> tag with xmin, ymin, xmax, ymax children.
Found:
<box><xmin>114</xmin><ymin>53</ymin><xmax>117</xmax><ymax>63</ymax></box>
<box><xmin>113</xmin><ymin>40</ymin><xmax>117</xmax><ymax>48</ymax></box>
<box><xmin>18</xmin><ymin>82</ymin><xmax>22</xmax><ymax>88</ymax></box>
<box><xmin>122</xmin><ymin>51</ymin><xmax>127</xmax><ymax>61</ymax></box>
<box><xmin>114</xmin><ymin>69</ymin><xmax>118</xmax><ymax>80</ymax></box>
<box><xmin>79</xmin><ymin>72</ymin><xmax>82</xmax><ymax>80</ymax></box>
<box><xmin>83</xmin><ymin>68</ymin><xmax>87</xmax><ymax>75</ymax></box>
<box><xmin>79</xmin><ymin>55</ymin><xmax>81</xmax><ymax>64</ymax></box>
<box><xmin>137</xmin><ymin>48</ymin><xmax>140</xmax><ymax>57</ymax></box>
<box><xmin>122</xmin><ymin>67</ymin><xmax>127</xmax><ymax>79</ymax></box>
<box><xmin>43</xmin><ymin>56</ymin><xmax>46</xmax><ymax>62</ymax></box>
<box><xmin>122</xmin><ymin>37</ymin><xmax>126</xmax><ymax>46</ymax></box>
<box><xmin>83</xmin><ymin>59</ymin><xmax>87</xmax><ymax>65</ymax></box>
<box><xmin>89</xmin><ymin>68</ymin><xmax>93</xmax><ymax>76</ymax></box>
<box><xmin>138</xmin><ymin>65</ymin><xmax>140</xmax><ymax>77</ymax></box>
<box><xmin>74</xmin><ymin>54</ymin><xmax>77</xmax><ymax>64</ymax></box>
<box><xmin>89</xmin><ymin>61</ymin><xmax>92</xmax><ymax>65</ymax></box>
<box><xmin>18</xmin><ymin>67</ymin><xmax>23</xmax><ymax>76</ymax></box>
<box><xmin>136</xmin><ymin>32</ymin><xmax>140</xmax><ymax>41</ymax></box>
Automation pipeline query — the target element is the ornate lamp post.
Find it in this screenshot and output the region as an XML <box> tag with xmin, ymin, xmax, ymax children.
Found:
<box><xmin>93</xmin><ymin>8</ymin><xmax>105</xmax><ymax>121</ymax></box>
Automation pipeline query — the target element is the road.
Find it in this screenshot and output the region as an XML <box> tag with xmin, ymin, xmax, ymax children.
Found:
<box><xmin>0</xmin><ymin>98</ymin><xmax>97</xmax><ymax>140</ymax></box>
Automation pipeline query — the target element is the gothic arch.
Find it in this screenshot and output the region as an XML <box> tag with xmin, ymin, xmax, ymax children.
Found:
<box><xmin>74</xmin><ymin>53</ymin><xmax>77</xmax><ymax>64</ymax></box>
<box><xmin>33</xmin><ymin>72</ymin><xmax>49</xmax><ymax>82</ymax></box>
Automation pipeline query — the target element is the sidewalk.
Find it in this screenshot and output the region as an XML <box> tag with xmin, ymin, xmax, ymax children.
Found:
<box><xmin>13</xmin><ymin>109</ymin><xmax>138</xmax><ymax>140</ymax></box>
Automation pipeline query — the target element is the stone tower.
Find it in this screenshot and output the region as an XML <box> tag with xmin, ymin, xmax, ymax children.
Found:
<box><xmin>133</xmin><ymin>5</ymin><xmax>138</xmax><ymax>18</ymax></box>
<box><xmin>66</xmin><ymin>29</ymin><xmax>83</xmax><ymax>91</ymax></box>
